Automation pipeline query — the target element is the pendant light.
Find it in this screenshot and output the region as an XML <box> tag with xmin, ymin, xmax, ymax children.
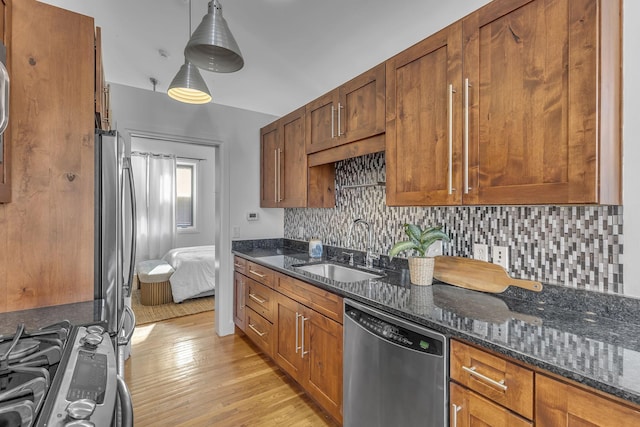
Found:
<box><xmin>168</xmin><ymin>0</ymin><xmax>212</xmax><ymax>104</ymax></box>
<box><xmin>185</xmin><ymin>0</ymin><xmax>244</xmax><ymax>73</ymax></box>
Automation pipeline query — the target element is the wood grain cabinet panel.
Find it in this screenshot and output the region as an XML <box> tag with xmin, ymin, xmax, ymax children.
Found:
<box><xmin>0</xmin><ymin>0</ymin><xmax>95</xmax><ymax>312</ymax></box>
<box><xmin>275</xmin><ymin>272</ymin><xmax>343</xmax><ymax>324</ymax></box>
<box><xmin>245</xmin><ymin>306</ymin><xmax>274</xmax><ymax>357</ymax></box>
<box><xmin>233</xmin><ymin>271</ymin><xmax>246</xmax><ymax>331</ymax></box>
<box><xmin>273</xmin><ymin>291</ymin><xmax>305</xmax><ymax>381</ymax></box>
<box><xmin>450</xmin><ymin>382</ymin><xmax>532</xmax><ymax>427</ymax></box>
<box><xmin>386</xmin><ymin>22</ymin><xmax>463</xmax><ymax>206</ymax></box>
<box><xmin>246</xmin><ymin>261</ymin><xmax>275</xmax><ymax>288</ymax></box>
<box><xmin>386</xmin><ymin>0</ymin><xmax>621</xmax><ymax>206</ymax></box>
<box><xmin>536</xmin><ymin>374</ymin><xmax>640</xmax><ymax>427</ymax></box>
<box><xmin>245</xmin><ymin>277</ymin><xmax>274</xmax><ymax>322</ymax></box>
<box><xmin>260</xmin><ymin>106</ymin><xmax>307</xmax><ymax>208</ymax></box>
<box><xmin>451</xmin><ymin>340</ymin><xmax>534</xmax><ymax>420</ymax></box>
<box><xmin>306</xmin><ymin>63</ymin><xmax>385</xmax><ymax>155</ymax></box>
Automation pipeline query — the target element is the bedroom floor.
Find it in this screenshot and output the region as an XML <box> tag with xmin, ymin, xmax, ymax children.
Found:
<box><xmin>124</xmin><ymin>311</ymin><xmax>340</xmax><ymax>426</ymax></box>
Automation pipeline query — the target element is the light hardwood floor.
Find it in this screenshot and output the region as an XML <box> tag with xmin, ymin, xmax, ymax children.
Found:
<box><xmin>124</xmin><ymin>311</ymin><xmax>340</xmax><ymax>426</ymax></box>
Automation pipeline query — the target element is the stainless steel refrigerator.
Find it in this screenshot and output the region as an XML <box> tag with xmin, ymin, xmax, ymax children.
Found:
<box><xmin>94</xmin><ymin>129</ymin><xmax>137</xmax><ymax>375</ymax></box>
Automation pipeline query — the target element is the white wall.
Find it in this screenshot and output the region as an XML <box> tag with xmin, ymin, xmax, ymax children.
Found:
<box><xmin>623</xmin><ymin>0</ymin><xmax>640</xmax><ymax>297</ymax></box>
<box><xmin>109</xmin><ymin>83</ymin><xmax>279</xmax><ymax>335</ymax></box>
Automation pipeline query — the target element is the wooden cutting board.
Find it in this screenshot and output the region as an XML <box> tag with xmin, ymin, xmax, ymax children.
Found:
<box><xmin>434</xmin><ymin>256</ymin><xmax>542</xmax><ymax>293</ymax></box>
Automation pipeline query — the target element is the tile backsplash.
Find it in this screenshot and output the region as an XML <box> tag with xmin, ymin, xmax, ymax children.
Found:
<box><xmin>284</xmin><ymin>152</ymin><xmax>624</xmax><ymax>294</ymax></box>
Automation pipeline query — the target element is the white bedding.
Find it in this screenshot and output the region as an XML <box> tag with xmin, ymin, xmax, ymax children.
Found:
<box><xmin>162</xmin><ymin>245</ymin><xmax>216</xmax><ymax>303</ymax></box>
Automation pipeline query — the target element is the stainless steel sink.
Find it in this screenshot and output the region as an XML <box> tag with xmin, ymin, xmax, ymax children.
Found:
<box><xmin>294</xmin><ymin>262</ymin><xmax>383</xmax><ymax>282</ymax></box>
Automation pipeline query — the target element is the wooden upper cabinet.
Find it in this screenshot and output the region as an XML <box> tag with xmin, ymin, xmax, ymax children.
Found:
<box><xmin>0</xmin><ymin>0</ymin><xmax>10</xmax><ymax>203</ymax></box>
<box><xmin>386</xmin><ymin>0</ymin><xmax>621</xmax><ymax>207</ymax></box>
<box><xmin>260</xmin><ymin>107</ymin><xmax>307</xmax><ymax>208</ymax></box>
<box><xmin>306</xmin><ymin>63</ymin><xmax>385</xmax><ymax>154</ymax></box>
<box><xmin>94</xmin><ymin>26</ymin><xmax>111</xmax><ymax>131</ymax></box>
<box><xmin>463</xmin><ymin>0</ymin><xmax>621</xmax><ymax>205</ymax></box>
<box><xmin>386</xmin><ymin>22</ymin><xmax>463</xmax><ymax>206</ymax></box>
<box><xmin>536</xmin><ymin>374</ymin><xmax>640</xmax><ymax>426</ymax></box>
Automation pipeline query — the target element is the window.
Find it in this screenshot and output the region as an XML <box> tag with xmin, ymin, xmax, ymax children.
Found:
<box><xmin>176</xmin><ymin>162</ymin><xmax>196</xmax><ymax>229</ymax></box>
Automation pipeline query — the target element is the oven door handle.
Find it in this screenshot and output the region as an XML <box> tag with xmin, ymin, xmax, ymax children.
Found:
<box><xmin>117</xmin><ymin>304</ymin><xmax>136</xmax><ymax>346</ymax></box>
<box><xmin>116</xmin><ymin>375</ymin><xmax>134</xmax><ymax>427</ymax></box>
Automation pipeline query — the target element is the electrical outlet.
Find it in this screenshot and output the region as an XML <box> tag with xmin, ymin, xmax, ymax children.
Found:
<box><xmin>473</xmin><ymin>243</ymin><xmax>489</xmax><ymax>261</ymax></box>
<box><xmin>493</xmin><ymin>246</ymin><xmax>509</xmax><ymax>270</ymax></box>
<box><xmin>426</xmin><ymin>240</ymin><xmax>443</xmax><ymax>256</ymax></box>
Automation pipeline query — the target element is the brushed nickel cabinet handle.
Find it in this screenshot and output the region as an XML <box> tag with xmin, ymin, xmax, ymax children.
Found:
<box><xmin>464</xmin><ymin>78</ymin><xmax>471</xmax><ymax>194</ymax></box>
<box><xmin>249</xmin><ymin>269</ymin><xmax>266</xmax><ymax>278</ymax></box>
<box><xmin>248</xmin><ymin>323</ymin><xmax>266</xmax><ymax>337</ymax></box>
<box><xmin>295</xmin><ymin>312</ymin><xmax>301</xmax><ymax>353</ymax></box>
<box><xmin>462</xmin><ymin>365</ymin><xmax>507</xmax><ymax>391</ymax></box>
<box><xmin>248</xmin><ymin>293</ymin><xmax>267</xmax><ymax>304</ymax></box>
<box><xmin>331</xmin><ymin>104</ymin><xmax>335</xmax><ymax>138</ymax></box>
<box><xmin>452</xmin><ymin>404</ymin><xmax>462</xmax><ymax>427</ymax></box>
<box><xmin>301</xmin><ymin>316</ymin><xmax>309</xmax><ymax>358</ymax></box>
<box><xmin>337</xmin><ymin>102</ymin><xmax>343</xmax><ymax>136</ymax></box>
<box><xmin>234</xmin><ymin>262</ymin><xmax>243</xmax><ymax>268</ymax></box>
<box><xmin>277</xmin><ymin>148</ymin><xmax>283</xmax><ymax>202</ymax></box>
<box><xmin>448</xmin><ymin>83</ymin><xmax>456</xmax><ymax>195</ymax></box>
<box><xmin>274</xmin><ymin>149</ymin><xmax>278</xmax><ymax>203</ymax></box>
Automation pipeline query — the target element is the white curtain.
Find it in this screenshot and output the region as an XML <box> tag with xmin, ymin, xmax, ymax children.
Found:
<box><xmin>132</xmin><ymin>153</ymin><xmax>176</xmax><ymax>264</ymax></box>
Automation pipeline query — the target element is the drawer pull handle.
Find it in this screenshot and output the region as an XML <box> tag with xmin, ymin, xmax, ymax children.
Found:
<box><xmin>462</xmin><ymin>366</ymin><xmax>507</xmax><ymax>391</ymax></box>
<box><xmin>248</xmin><ymin>323</ymin><xmax>266</xmax><ymax>337</ymax></box>
<box><xmin>452</xmin><ymin>404</ymin><xmax>462</xmax><ymax>427</ymax></box>
<box><xmin>249</xmin><ymin>269</ymin><xmax>266</xmax><ymax>278</ymax></box>
<box><xmin>234</xmin><ymin>263</ymin><xmax>243</xmax><ymax>268</ymax></box>
<box><xmin>249</xmin><ymin>293</ymin><xmax>267</xmax><ymax>304</ymax></box>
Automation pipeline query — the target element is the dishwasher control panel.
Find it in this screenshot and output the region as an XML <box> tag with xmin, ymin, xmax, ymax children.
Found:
<box><xmin>346</xmin><ymin>306</ymin><xmax>443</xmax><ymax>355</ymax></box>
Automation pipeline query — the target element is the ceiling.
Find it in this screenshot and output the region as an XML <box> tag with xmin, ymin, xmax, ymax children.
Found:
<box><xmin>39</xmin><ymin>0</ymin><xmax>490</xmax><ymax>117</ymax></box>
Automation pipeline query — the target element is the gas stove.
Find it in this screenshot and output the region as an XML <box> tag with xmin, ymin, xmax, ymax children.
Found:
<box><xmin>0</xmin><ymin>321</ymin><xmax>131</xmax><ymax>427</ymax></box>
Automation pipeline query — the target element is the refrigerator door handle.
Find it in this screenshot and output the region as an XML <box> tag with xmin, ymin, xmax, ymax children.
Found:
<box><xmin>123</xmin><ymin>157</ymin><xmax>137</xmax><ymax>298</ymax></box>
<box><xmin>118</xmin><ymin>304</ymin><xmax>136</xmax><ymax>346</ymax></box>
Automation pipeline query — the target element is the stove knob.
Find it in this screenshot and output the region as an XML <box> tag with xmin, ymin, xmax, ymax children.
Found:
<box><xmin>87</xmin><ymin>325</ymin><xmax>105</xmax><ymax>335</ymax></box>
<box><xmin>66</xmin><ymin>399</ymin><xmax>96</xmax><ymax>420</ymax></box>
<box><xmin>80</xmin><ymin>333</ymin><xmax>103</xmax><ymax>349</ymax></box>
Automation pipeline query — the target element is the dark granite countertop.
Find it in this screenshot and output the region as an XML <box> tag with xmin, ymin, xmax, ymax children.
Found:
<box><xmin>0</xmin><ymin>300</ymin><xmax>103</xmax><ymax>336</ymax></box>
<box><xmin>233</xmin><ymin>239</ymin><xmax>640</xmax><ymax>407</ymax></box>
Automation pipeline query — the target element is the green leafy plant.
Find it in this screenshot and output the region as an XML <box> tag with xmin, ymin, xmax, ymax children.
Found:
<box><xmin>389</xmin><ymin>223</ymin><xmax>450</xmax><ymax>259</ymax></box>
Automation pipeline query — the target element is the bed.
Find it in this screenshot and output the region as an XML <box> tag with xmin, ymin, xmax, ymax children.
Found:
<box><xmin>161</xmin><ymin>245</ymin><xmax>216</xmax><ymax>303</ymax></box>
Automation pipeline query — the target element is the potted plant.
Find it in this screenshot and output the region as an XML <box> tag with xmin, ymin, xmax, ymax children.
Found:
<box><xmin>389</xmin><ymin>223</ymin><xmax>450</xmax><ymax>285</ymax></box>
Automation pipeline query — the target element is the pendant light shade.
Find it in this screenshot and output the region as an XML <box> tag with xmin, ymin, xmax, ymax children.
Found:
<box><xmin>185</xmin><ymin>0</ymin><xmax>244</xmax><ymax>73</ymax></box>
<box><xmin>167</xmin><ymin>60</ymin><xmax>212</xmax><ymax>104</ymax></box>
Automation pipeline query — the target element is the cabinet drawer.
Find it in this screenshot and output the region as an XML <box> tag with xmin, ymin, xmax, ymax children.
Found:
<box><xmin>450</xmin><ymin>382</ymin><xmax>532</xmax><ymax>427</ymax></box>
<box><xmin>246</xmin><ymin>261</ymin><xmax>275</xmax><ymax>288</ymax></box>
<box><xmin>245</xmin><ymin>307</ymin><xmax>273</xmax><ymax>357</ymax></box>
<box><xmin>245</xmin><ymin>278</ymin><xmax>274</xmax><ymax>322</ymax></box>
<box><xmin>275</xmin><ymin>273</ymin><xmax>343</xmax><ymax>324</ymax></box>
<box><xmin>450</xmin><ymin>340</ymin><xmax>533</xmax><ymax>420</ymax></box>
<box><xmin>233</xmin><ymin>256</ymin><xmax>247</xmax><ymax>274</ymax></box>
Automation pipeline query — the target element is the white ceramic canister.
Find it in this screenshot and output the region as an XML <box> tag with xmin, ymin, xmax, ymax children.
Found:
<box><xmin>309</xmin><ymin>238</ymin><xmax>323</xmax><ymax>258</ymax></box>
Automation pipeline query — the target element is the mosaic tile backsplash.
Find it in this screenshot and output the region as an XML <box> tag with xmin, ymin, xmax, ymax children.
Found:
<box><xmin>284</xmin><ymin>152</ymin><xmax>624</xmax><ymax>294</ymax></box>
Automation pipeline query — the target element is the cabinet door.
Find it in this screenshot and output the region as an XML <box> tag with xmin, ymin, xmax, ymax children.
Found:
<box><xmin>305</xmin><ymin>90</ymin><xmax>339</xmax><ymax>154</ymax></box>
<box><xmin>536</xmin><ymin>374</ymin><xmax>640</xmax><ymax>427</ymax></box>
<box><xmin>259</xmin><ymin>122</ymin><xmax>278</xmax><ymax>207</ymax></box>
<box><xmin>301</xmin><ymin>307</ymin><xmax>343</xmax><ymax>423</ymax></box>
<box><xmin>273</xmin><ymin>293</ymin><xmax>304</xmax><ymax>382</ymax></box>
<box><xmin>278</xmin><ymin>107</ymin><xmax>307</xmax><ymax>208</ymax></box>
<box><xmin>450</xmin><ymin>383</ymin><xmax>532</xmax><ymax>427</ymax></box>
<box><xmin>233</xmin><ymin>272</ymin><xmax>246</xmax><ymax>331</ymax></box>
<box><xmin>339</xmin><ymin>63</ymin><xmax>385</xmax><ymax>145</ymax></box>
<box><xmin>386</xmin><ymin>22</ymin><xmax>463</xmax><ymax>206</ymax></box>
<box><xmin>462</xmin><ymin>0</ymin><xmax>619</xmax><ymax>204</ymax></box>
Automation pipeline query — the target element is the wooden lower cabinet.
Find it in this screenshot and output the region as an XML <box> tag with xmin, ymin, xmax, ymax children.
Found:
<box><xmin>450</xmin><ymin>382</ymin><xmax>532</xmax><ymax>427</ymax></box>
<box><xmin>274</xmin><ymin>291</ymin><xmax>343</xmax><ymax>423</ymax></box>
<box><xmin>234</xmin><ymin>261</ymin><xmax>343</xmax><ymax>423</ymax></box>
<box><xmin>233</xmin><ymin>272</ymin><xmax>246</xmax><ymax>331</ymax></box>
<box><xmin>536</xmin><ymin>374</ymin><xmax>640</xmax><ymax>427</ymax></box>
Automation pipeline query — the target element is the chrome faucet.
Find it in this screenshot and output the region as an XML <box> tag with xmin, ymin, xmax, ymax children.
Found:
<box><xmin>346</xmin><ymin>218</ymin><xmax>379</xmax><ymax>269</ymax></box>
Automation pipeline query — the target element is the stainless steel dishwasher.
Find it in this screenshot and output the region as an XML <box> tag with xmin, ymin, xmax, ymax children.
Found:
<box><xmin>343</xmin><ymin>299</ymin><xmax>448</xmax><ymax>427</ymax></box>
